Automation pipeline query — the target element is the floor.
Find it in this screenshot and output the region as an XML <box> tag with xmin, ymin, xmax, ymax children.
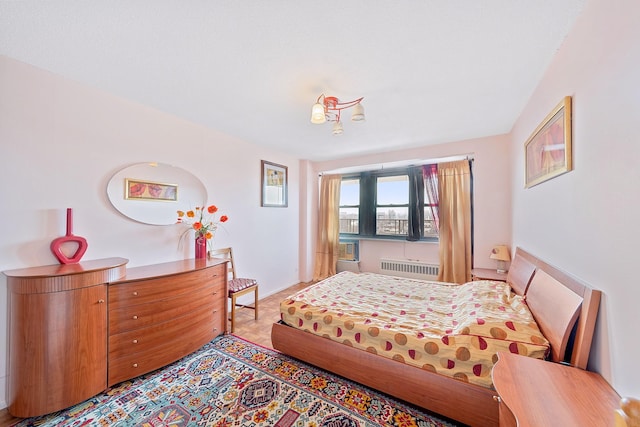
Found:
<box><xmin>230</xmin><ymin>281</ymin><xmax>310</xmax><ymax>347</ymax></box>
<box><xmin>0</xmin><ymin>281</ymin><xmax>312</xmax><ymax>427</ymax></box>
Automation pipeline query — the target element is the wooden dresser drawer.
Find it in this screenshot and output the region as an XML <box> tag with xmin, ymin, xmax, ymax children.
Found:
<box><xmin>106</xmin><ymin>259</ymin><xmax>228</xmax><ymax>387</ymax></box>
<box><xmin>108</xmin><ymin>306</ymin><xmax>222</xmax><ymax>358</ymax></box>
<box><xmin>108</xmin><ymin>317</ymin><xmax>219</xmax><ymax>386</ymax></box>
<box><xmin>108</xmin><ymin>284</ymin><xmax>224</xmax><ymax>334</ymax></box>
<box><xmin>109</xmin><ymin>265</ymin><xmax>225</xmax><ymax>309</ymax></box>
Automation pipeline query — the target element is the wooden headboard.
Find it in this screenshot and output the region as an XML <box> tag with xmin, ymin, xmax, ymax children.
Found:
<box><xmin>510</xmin><ymin>247</ymin><xmax>601</xmax><ymax>370</ymax></box>
<box><xmin>505</xmin><ymin>250</ymin><xmax>536</xmax><ymax>295</ymax></box>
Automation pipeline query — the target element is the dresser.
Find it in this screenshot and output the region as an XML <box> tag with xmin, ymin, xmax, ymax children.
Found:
<box><xmin>4</xmin><ymin>258</ymin><xmax>127</xmax><ymax>418</ymax></box>
<box><xmin>492</xmin><ymin>352</ymin><xmax>620</xmax><ymax>427</ymax></box>
<box><xmin>3</xmin><ymin>257</ymin><xmax>227</xmax><ymax>418</ymax></box>
<box><xmin>107</xmin><ymin>259</ymin><xmax>227</xmax><ymax>385</ymax></box>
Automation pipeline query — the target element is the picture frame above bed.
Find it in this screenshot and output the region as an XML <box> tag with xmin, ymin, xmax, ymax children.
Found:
<box><xmin>524</xmin><ymin>96</ymin><xmax>572</xmax><ymax>188</ymax></box>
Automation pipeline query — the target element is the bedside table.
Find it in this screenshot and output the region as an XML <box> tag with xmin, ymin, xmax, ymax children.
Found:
<box><xmin>471</xmin><ymin>268</ymin><xmax>507</xmax><ymax>282</ymax></box>
<box><xmin>492</xmin><ymin>352</ymin><xmax>620</xmax><ymax>427</ymax></box>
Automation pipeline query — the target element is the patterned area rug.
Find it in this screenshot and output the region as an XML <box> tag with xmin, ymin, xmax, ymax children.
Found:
<box><xmin>12</xmin><ymin>335</ymin><xmax>457</xmax><ymax>426</ymax></box>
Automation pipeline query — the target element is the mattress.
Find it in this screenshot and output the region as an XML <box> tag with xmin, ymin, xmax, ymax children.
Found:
<box><xmin>280</xmin><ymin>271</ymin><xmax>549</xmax><ymax>388</ymax></box>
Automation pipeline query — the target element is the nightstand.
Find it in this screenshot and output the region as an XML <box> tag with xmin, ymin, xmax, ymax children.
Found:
<box><xmin>492</xmin><ymin>352</ymin><xmax>619</xmax><ymax>427</ymax></box>
<box><xmin>470</xmin><ymin>268</ymin><xmax>507</xmax><ymax>282</ymax></box>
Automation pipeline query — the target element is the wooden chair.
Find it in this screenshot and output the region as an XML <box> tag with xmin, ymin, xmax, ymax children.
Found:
<box><xmin>208</xmin><ymin>247</ymin><xmax>258</xmax><ymax>333</ymax></box>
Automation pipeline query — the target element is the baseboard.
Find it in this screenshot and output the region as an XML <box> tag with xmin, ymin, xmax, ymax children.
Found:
<box><xmin>261</xmin><ymin>282</ymin><xmax>310</xmax><ymax>300</ymax></box>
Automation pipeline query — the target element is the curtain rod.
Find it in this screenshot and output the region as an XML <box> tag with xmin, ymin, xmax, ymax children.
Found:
<box><xmin>319</xmin><ymin>154</ymin><xmax>473</xmax><ymax>176</ymax></box>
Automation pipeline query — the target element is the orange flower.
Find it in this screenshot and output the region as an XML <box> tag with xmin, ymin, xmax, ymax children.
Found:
<box><xmin>176</xmin><ymin>204</ymin><xmax>229</xmax><ymax>245</ymax></box>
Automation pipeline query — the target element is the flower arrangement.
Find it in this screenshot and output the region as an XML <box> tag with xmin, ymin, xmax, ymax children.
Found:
<box><xmin>177</xmin><ymin>205</ymin><xmax>228</xmax><ymax>254</ymax></box>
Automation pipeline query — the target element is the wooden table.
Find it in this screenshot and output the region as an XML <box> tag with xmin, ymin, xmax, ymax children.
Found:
<box><xmin>492</xmin><ymin>352</ymin><xmax>620</xmax><ymax>427</ymax></box>
<box><xmin>470</xmin><ymin>267</ymin><xmax>507</xmax><ymax>281</ymax></box>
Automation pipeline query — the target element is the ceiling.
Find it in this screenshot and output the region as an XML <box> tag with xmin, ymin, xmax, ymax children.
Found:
<box><xmin>0</xmin><ymin>1</ymin><xmax>586</xmax><ymax>162</ymax></box>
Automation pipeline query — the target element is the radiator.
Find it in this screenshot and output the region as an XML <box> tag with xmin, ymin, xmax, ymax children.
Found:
<box><xmin>379</xmin><ymin>259</ymin><xmax>439</xmax><ymax>280</ymax></box>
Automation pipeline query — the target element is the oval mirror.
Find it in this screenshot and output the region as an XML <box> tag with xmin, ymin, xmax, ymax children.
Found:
<box><xmin>107</xmin><ymin>162</ymin><xmax>207</xmax><ymax>225</ymax></box>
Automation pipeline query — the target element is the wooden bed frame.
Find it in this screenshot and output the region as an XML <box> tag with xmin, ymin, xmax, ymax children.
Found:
<box><xmin>271</xmin><ymin>247</ymin><xmax>601</xmax><ymax>427</ymax></box>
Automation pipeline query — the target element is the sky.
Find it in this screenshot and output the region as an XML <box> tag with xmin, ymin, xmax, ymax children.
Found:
<box><xmin>340</xmin><ymin>177</ymin><xmax>409</xmax><ymax>206</ymax></box>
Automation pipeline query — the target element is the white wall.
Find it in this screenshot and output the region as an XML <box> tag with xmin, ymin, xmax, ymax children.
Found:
<box><xmin>298</xmin><ymin>160</ymin><xmax>317</xmax><ymax>281</ymax></box>
<box><xmin>310</xmin><ymin>134</ymin><xmax>513</xmax><ymax>274</ymax></box>
<box><xmin>510</xmin><ymin>0</ymin><xmax>640</xmax><ymax>396</ymax></box>
<box><xmin>0</xmin><ymin>56</ymin><xmax>301</xmax><ymax>409</ymax></box>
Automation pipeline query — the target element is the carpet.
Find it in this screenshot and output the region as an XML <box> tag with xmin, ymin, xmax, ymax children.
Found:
<box><xmin>12</xmin><ymin>335</ymin><xmax>457</xmax><ymax>427</ymax></box>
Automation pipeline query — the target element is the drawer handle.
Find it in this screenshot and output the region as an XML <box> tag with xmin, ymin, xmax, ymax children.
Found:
<box><xmin>132</xmin><ymin>363</ymin><xmax>138</xmax><ymax>368</ymax></box>
<box><xmin>213</xmin><ymin>328</ymin><xmax>218</xmax><ymax>332</ymax></box>
<box><xmin>133</xmin><ymin>291</ymin><xmax>138</xmax><ymax>296</ymax></box>
<box><xmin>132</xmin><ymin>339</ymin><xmax>138</xmax><ymax>344</ymax></box>
<box><xmin>213</xmin><ymin>310</ymin><xmax>218</xmax><ymax>313</ymax></box>
<box><xmin>132</xmin><ymin>315</ymin><xmax>138</xmax><ymax>320</ymax></box>
<box><xmin>493</xmin><ymin>396</ymin><xmax>502</xmax><ymax>403</ymax></box>
<box><xmin>98</xmin><ymin>299</ymin><xmax>105</xmax><ymax>304</ymax></box>
<box><xmin>213</xmin><ymin>291</ymin><xmax>218</xmax><ymax>295</ymax></box>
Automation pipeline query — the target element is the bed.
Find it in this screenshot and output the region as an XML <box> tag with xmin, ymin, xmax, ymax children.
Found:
<box><xmin>271</xmin><ymin>247</ymin><xmax>601</xmax><ymax>427</ymax></box>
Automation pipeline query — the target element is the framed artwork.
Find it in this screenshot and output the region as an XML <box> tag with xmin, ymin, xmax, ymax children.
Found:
<box><xmin>125</xmin><ymin>178</ymin><xmax>178</xmax><ymax>201</ymax></box>
<box><xmin>261</xmin><ymin>160</ymin><xmax>288</xmax><ymax>207</ymax></box>
<box><xmin>524</xmin><ymin>96</ymin><xmax>572</xmax><ymax>188</ymax></box>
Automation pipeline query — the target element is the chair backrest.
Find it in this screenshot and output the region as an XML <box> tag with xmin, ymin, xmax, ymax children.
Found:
<box><xmin>208</xmin><ymin>247</ymin><xmax>237</xmax><ymax>280</ymax></box>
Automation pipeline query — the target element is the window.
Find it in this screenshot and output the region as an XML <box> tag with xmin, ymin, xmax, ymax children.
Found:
<box><xmin>423</xmin><ymin>206</ymin><xmax>438</xmax><ymax>238</ymax></box>
<box><xmin>376</xmin><ymin>175</ymin><xmax>409</xmax><ymax>236</ymax></box>
<box><xmin>339</xmin><ymin>178</ymin><xmax>360</xmax><ymax>234</ymax></box>
<box><xmin>339</xmin><ymin>166</ymin><xmax>438</xmax><ymax>241</ymax></box>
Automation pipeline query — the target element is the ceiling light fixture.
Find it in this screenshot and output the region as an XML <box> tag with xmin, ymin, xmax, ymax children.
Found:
<box><xmin>310</xmin><ymin>94</ymin><xmax>365</xmax><ymax>135</ymax></box>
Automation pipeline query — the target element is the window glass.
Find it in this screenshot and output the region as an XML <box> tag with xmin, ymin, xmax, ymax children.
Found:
<box><xmin>424</xmin><ymin>208</ymin><xmax>438</xmax><ymax>237</ymax></box>
<box><xmin>376</xmin><ymin>175</ymin><xmax>408</xmax><ymax>204</ymax></box>
<box><xmin>376</xmin><ymin>207</ymin><xmax>409</xmax><ymax>235</ymax></box>
<box><xmin>339</xmin><ymin>178</ymin><xmax>359</xmax><ymax>234</ymax></box>
<box><xmin>376</xmin><ymin>175</ymin><xmax>408</xmax><ymax>236</ymax></box>
<box><xmin>340</xmin><ymin>178</ymin><xmax>359</xmax><ymax>205</ymax></box>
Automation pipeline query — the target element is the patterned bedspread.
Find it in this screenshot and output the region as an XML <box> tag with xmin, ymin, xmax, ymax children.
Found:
<box><xmin>280</xmin><ymin>271</ymin><xmax>549</xmax><ymax>389</ymax></box>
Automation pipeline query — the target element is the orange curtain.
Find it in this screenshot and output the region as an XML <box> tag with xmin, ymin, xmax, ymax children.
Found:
<box><xmin>313</xmin><ymin>174</ymin><xmax>342</xmax><ymax>281</ymax></box>
<box><xmin>437</xmin><ymin>160</ymin><xmax>472</xmax><ymax>284</ymax></box>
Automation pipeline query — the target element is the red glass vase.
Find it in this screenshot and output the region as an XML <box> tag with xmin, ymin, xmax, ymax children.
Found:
<box><xmin>195</xmin><ymin>235</ymin><xmax>207</xmax><ymax>259</ymax></box>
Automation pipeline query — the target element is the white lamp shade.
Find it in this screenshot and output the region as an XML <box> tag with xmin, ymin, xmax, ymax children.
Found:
<box><xmin>351</xmin><ymin>102</ymin><xmax>365</xmax><ymax>121</ymax></box>
<box><xmin>310</xmin><ymin>102</ymin><xmax>326</xmax><ymax>124</ymax></box>
<box><xmin>332</xmin><ymin>121</ymin><xmax>344</xmax><ymax>135</ymax></box>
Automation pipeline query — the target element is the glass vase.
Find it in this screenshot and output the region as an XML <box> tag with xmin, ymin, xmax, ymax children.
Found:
<box><xmin>195</xmin><ymin>235</ymin><xmax>207</xmax><ymax>259</ymax></box>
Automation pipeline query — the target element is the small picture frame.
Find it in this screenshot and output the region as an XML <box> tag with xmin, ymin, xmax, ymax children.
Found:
<box><xmin>125</xmin><ymin>178</ymin><xmax>178</xmax><ymax>201</ymax></box>
<box><xmin>261</xmin><ymin>160</ymin><xmax>288</xmax><ymax>207</ymax></box>
<box><xmin>524</xmin><ymin>96</ymin><xmax>572</xmax><ymax>188</ymax></box>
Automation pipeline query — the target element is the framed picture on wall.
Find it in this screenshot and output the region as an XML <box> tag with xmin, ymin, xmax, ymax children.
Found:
<box><xmin>261</xmin><ymin>160</ymin><xmax>288</xmax><ymax>207</ymax></box>
<box><xmin>524</xmin><ymin>96</ymin><xmax>572</xmax><ymax>188</ymax></box>
<box><xmin>125</xmin><ymin>178</ymin><xmax>178</xmax><ymax>201</ymax></box>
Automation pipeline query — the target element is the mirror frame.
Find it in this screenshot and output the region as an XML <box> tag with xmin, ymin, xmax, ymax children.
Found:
<box><xmin>107</xmin><ymin>162</ymin><xmax>207</xmax><ymax>225</ymax></box>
